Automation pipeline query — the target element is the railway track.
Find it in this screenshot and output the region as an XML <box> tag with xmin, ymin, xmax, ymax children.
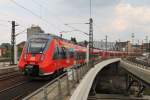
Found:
<box><xmin>0</xmin><ymin>72</ymin><xmax>65</xmax><ymax>100</ymax></box>
<box><xmin>127</xmin><ymin>58</ymin><xmax>150</xmax><ymax>67</ymax></box>
<box><xmin>0</xmin><ymin>60</ymin><xmax>101</xmax><ymax>100</ymax></box>
<box><xmin>0</xmin><ymin>80</ymin><xmax>49</xmax><ymax>100</ymax></box>
<box><xmin>0</xmin><ymin>71</ymin><xmax>22</xmax><ymax>81</ymax></box>
<box><xmin>0</xmin><ymin>81</ymin><xmax>28</xmax><ymax>94</ymax></box>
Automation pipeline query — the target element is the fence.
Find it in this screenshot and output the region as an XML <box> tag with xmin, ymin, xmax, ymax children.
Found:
<box><xmin>23</xmin><ymin>60</ymin><xmax>101</xmax><ymax>100</ymax></box>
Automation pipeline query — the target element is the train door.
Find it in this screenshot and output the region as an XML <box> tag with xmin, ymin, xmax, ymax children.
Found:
<box><xmin>61</xmin><ymin>47</ymin><xmax>67</xmax><ymax>68</ymax></box>
<box><xmin>53</xmin><ymin>45</ymin><xmax>61</xmax><ymax>71</ymax></box>
<box><xmin>66</xmin><ymin>48</ymin><xmax>70</xmax><ymax>67</ymax></box>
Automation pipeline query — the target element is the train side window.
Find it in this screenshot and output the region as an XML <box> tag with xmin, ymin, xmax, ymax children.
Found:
<box><xmin>58</xmin><ymin>47</ymin><xmax>62</xmax><ymax>59</ymax></box>
<box><xmin>77</xmin><ymin>52</ymin><xmax>79</xmax><ymax>60</ymax></box>
<box><xmin>66</xmin><ymin>48</ymin><xmax>70</xmax><ymax>59</ymax></box>
<box><xmin>61</xmin><ymin>47</ymin><xmax>67</xmax><ymax>59</ymax></box>
<box><xmin>78</xmin><ymin>52</ymin><xmax>81</xmax><ymax>60</ymax></box>
<box><xmin>74</xmin><ymin>52</ymin><xmax>77</xmax><ymax>60</ymax></box>
<box><xmin>69</xmin><ymin>48</ymin><xmax>74</xmax><ymax>58</ymax></box>
<box><xmin>79</xmin><ymin>52</ymin><xmax>81</xmax><ymax>60</ymax></box>
<box><xmin>70</xmin><ymin>51</ymin><xmax>74</xmax><ymax>58</ymax></box>
<box><xmin>53</xmin><ymin>46</ymin><xmax>59</xmax><ymax>60</ymax></box>
<box><xmin>83</xmin><ymin>52</ymin><xmax>86</xmax><ymax>59</ymax></box>
<box><xmin>75</xmin><ymin>52</ymin><xmax>79</xmax><ymax>60</ymax></box>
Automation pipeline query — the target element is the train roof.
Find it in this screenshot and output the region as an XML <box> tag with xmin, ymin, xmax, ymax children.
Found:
<box><xmin>29</xmin><ymin>33</ymin><xmax>76</xmax><ymax>43</ymax></box>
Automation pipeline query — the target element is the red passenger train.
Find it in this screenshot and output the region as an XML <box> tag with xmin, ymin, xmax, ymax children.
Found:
<box><xmin>18</xmin><ymin>34</ymin><xmax>90</xmax><ymax>77</ymax></box>
<box><xmin>18</xmin><ymin>33</ymin><xmax>130</xmax><ymax>77</ymax></box>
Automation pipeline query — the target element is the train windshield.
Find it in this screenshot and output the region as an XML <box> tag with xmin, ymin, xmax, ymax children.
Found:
<box><xmin>28</xmin><ymin>38</ymin><xmax>49</xmax><ymax>53</ymax></box>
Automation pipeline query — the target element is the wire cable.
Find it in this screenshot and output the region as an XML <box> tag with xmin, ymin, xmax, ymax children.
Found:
<box><xmin>64</xmin><ymin>24</ymin><xmax>89</xmax><ymax>36</ymax></box>
<box><xmin>10</xmin><ymin>0</ymin><xmax>62</xmax><ymax>31</ymax></box>
<box><xmin>30</xmin><ymin>0</ymin><xmax>74</xmax><ymax>31</ymax></box>
<box><xmin>15</xmin><ymin>29</ymin><xmax>27</xmax><ymax>37</ymax></box>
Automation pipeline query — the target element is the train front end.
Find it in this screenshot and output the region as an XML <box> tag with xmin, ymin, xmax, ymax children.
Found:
<box><xmin>18</xmin><ymin>34</ymin><xmax>52</xmax><ymax>77</ymax></box>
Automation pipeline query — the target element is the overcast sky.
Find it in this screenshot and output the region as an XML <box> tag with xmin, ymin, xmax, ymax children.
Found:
<box><xmin>0</xmin><ymin>0</ymin><xmax>150</xmax><ymax>44</ymax></box>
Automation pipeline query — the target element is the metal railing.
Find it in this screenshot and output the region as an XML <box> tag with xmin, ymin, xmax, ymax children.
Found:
<box><xmin>23</xmin><ymin>59</ymin><xmax>101</xmax><ymax>100</ymax></box>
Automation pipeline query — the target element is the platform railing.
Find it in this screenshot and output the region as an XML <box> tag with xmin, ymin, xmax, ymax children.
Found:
<box><xmin>23</xmin><ymin>59</ymin><xmax>101</xmax><ymax>100</ymax></box>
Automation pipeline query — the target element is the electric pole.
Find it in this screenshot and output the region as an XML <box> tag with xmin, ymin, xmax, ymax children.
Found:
<box><xmin>145</xmin><ymin>35</ymin><xmax>148</xmax><ymax>52</ymax></box>
<box><xmin>132</xmin><ymin>33</ymin><xmax>135</xmax><ymax>45</ymax></box>
<box><xmin>11</xmin><ymin>21</ymin><xmax>18</xmax><ymax>65</ymax></box>
<box><xmin>89</xmin><ymin>18</ymin><xmax>93</xmax><ymax>67</ymax></box>
<box><xmin>88</xmin><ymin>0</ymin><xmax>94</xmax><ymax>67</ymax></box>
<box><xmin>105</xmin><ymin>35</ymin><xmax>108</xmax><ymax>51</ymax></box>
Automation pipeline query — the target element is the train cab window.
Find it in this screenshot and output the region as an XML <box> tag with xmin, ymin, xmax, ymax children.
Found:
<box><xmin>28</xmin><ymin>38</ymin><xmax>48</xmax><ymax>53</ymax></box>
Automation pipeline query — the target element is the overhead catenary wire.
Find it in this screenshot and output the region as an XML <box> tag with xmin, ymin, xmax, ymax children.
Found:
<box><xmin>31</xmin><ymin>0</ymin><xmax>93</xmax><ymax>40</ymax></box>
<box><xmin>15</xmin><ymin>29</ymin><xmax>27</xmax><ymax>37</ymax></box>
<box><xmin>31</xmin><ymin>0</ymin><xmax>81</xmax><ymax>32</ymax></box>
<box><xmin>0</xmin><ymin>19</ymin><xmax>10</xmax><ymax>22</ymax></box>
<box><xmin>9</xmin><ymin>0</ymin><xmax>62</xmax><ymax>31</ymax></box>
<box><xmin>65</xmin><ymin>24</ymin><xmax>89</xmax><ymax>36</ymax></box>
<box><xmin>0</xmin><ymin>23</ymin><xmax>10</xmax><ymax>27</ymax></box>
<box><xmin>31</xmin><ymin>0</ymin><xmax>65</xmax><ymax>24</ymax></box>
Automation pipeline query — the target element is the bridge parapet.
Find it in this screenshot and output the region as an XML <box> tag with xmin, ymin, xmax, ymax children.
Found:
<box><xmin>23</xmin><ymin>59</ymin><xmax>102</xmax><ymax>100</ymax></box>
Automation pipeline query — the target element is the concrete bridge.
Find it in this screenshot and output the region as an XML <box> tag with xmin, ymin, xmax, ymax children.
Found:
<box><xmin>23</xmin><ymin>58</ymin><xmax>150</xmax><ymax>100</ymax></box>
<box><xmin>70</xmin><ymin>58</ymin><xmax>150</xmax><ymax>100</ymax></box>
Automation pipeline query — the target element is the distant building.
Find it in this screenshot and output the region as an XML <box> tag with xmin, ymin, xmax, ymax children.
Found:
<box><xmin>0</xmin><ymin>46</ymin><xmax>7</xmax><ymax>57</ymax></box>
<box><xmin>93</xmin><ymin>41</ymin><xmax>115</xmax><ymax>50</ymax></box>
<box><xmin>115</xmin><ymin>41</ymin><xmax>133</xmax><ymax>52</ymax></box>
<box><xmin>0</xmin><ymin>48</ymin><xmax>3</xmax><ymax>57</ymax></box>
<box><xmin>27</xmin><ymin>25</ymin><xmax>44</xmax><ymax>39</ymax></box>
<box><xmin>141</xmin><ymin>43</ymin><xmax>150</xmax><ymax>53</ymax></box>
